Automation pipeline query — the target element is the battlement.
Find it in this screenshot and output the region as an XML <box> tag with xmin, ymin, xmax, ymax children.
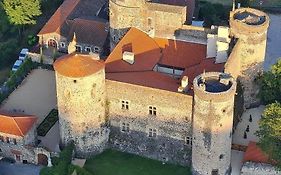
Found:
<box><xmin>230</xmin><ymin>8</ymin><xmax>269</xmax><ymax>39</ymax></box>
<box><xmin>193</xmin><ymin>72</ymin><xmax>237</xmax><ymax>102</ymax></box>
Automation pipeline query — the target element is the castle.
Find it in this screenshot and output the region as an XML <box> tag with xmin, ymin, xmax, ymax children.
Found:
<box><xmin>54</xmin><ymin>1</ymin><xmax>269</xmax><ymax>175</ymax></box>
<box><xmin>0</xmin><ymin>0</ymin><xmax>271</xmax><ymax>175</ymax></box>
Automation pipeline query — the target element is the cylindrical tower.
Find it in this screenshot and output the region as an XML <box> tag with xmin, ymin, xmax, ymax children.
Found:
<box><xmin>192</xmin><ymin>72</ymin><xmax>237</xmax><ymax>175</ymax></box>
<box><xmin>109</xmin><ymin>0</ymin><xmax>145</xmax><ymax>49</ymax></box>
<box><xmin>229</xmin><ymin>8</ymin><xmax>270</xmax><ymax>108</ymax></box>
<box><xmin>54</xmin><ymin>53</ymin><xmax>109</xmax><ymax>156</ymax></box>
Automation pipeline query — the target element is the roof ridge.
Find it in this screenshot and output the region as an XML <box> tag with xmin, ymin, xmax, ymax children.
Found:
<box><xmin>12</xmin><ymin>117</ymin><xmax>24</xmax><ymax>137</ymax></box>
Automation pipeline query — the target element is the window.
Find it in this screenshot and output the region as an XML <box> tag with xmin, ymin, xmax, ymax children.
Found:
<box><xmin>75</xmin><ymin>45</ymin><xmax>82</xmax><ymax>52</ymax></box>
<box><xmin>219</xmin><ymin>154</ymin><xmax>224</xmax><ymax>160</ymax></box>
<box><xmin>121</xmin><ymin>100</ymin><xmax>129</xmax><ymax>110</ymax></box>
<box><xmin>0</xmin><ymin>148</ymin><xmax>2</xmax><ymax>152</ymax></box>
<box><xmin>60</xmin><ymin>42</ymin><xmax>66</xmax><ymax>48</ymax></box>
<box><xmin>13</xmin><ymin>138</ymin><xmax>17</xmax><ymax>145</ymax></box>
<box><xmin>211</xmin><ymin>169</ymin><xmax>218</xmax><ymax>175</ymax></box>
<box><xmin>148</xmin><ymin>128</ymin><xmax>157</xmax><ymax>138</ymax></box>
<box><xmin>94</xmin><ymin>46</ymin><xmax>100</xmax><ymax>53</ymax></box>
<box><xmin>149</xmin><ymin>106</ymin><xmax>157</xmax><ymax>116</ymax></box>
<box><xmin>0</xmin><ymin>136</ymin><xmax>4</xmax><ymax>142</ymax></box>
<box><xmin>185</xmin><ymin>137</ymin><xmax>192</xmax><ymax>145</ymax></box>
<box><xmin>6</xmin><ymin>137</ymin><xmax>9</xmax><ymax>143</ymax></box>
<box><xmin>148</xmin><ymin>17</ymin><xmax>152</xmax><ymax>26</ymax></box>
<box><xmin>121</xmin><ymin>122</ymin><xmax>130</xmax><ymax>132</ymax></box>
<box><xmin>85</xmin><ymin>47</ymin><xmax>91</xmax><ymax>52</ymax></box>
<box><xmin>15</xmin><ymin>155</ymin><xmax>21</xmax><ymax>161</ymax></box>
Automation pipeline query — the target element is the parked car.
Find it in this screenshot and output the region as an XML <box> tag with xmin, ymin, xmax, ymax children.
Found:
<box><xmin>18</xmin><ymin>48</ymin><xmax>29</xmax><ymax>61</ymax></box>
<box><xmin>12</xmin><ymin>60</ymin><xmax>23</xmax><ymax>72</ymax></box>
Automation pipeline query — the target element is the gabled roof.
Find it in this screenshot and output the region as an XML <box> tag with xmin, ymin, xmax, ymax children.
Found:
<box><xmin>0</xmin><ymin>113</ymin><xmax>38</xmax><ymax>137</ymax></box>
<box><xmin>38</xmin><ymin>0</ymin><xmax>81</xmax><ymax>35</ymax></box>
<box><xmin>105</xmin><ymin>27</ymin><xmax>224</xmax><ymax>93</ymax></box>
<box><xmin>54</xmin><ymin>53</ymin><xmax>105</xmax><ymax>78</ymax></box>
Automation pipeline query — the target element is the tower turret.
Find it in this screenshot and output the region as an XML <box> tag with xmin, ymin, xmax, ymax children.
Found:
<box><xmin>229</xmin><ymin>8</ymin><xmax>270</xmax><ymax>108</ymax></box>
<box><xmin>54</xmin><ymin>53</ymin><xmax>109</xmax><ymax>156</ymax></box>
<box><xmin>192</xmin><ymin>72</ymin><xmax>237</xmax><ymax>175</ymax></box>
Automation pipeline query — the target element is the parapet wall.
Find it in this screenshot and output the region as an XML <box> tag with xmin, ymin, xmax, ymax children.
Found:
<box><xmin>193</xmin><ymin>72</ymin><xmax>237</xmax><ymax>102</ymax></box>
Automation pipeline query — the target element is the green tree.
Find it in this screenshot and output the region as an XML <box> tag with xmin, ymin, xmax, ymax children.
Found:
<box><xmin>256</xmin><ymin>102</ymin><xmax>281</xmax><ymax>170</ymax></box>
<box><xmin>2</xmin><ymin>0</ymin><xmax>42</xmax><ymax>34</ymax></box>
<box><xmin>258</xmin><ymin>59</ymin><xmax>281</xmax><ymax>104</ymax></box>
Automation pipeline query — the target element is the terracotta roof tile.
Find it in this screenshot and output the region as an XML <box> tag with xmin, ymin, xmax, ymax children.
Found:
<box><xmin>243</xmin><ymin>141</ymin><xmax>275</xmax><ymax>165</ymax></box>
<box><xmin>67</xmin><ymin>18</ymin><xmax>108</xmax><ymax>47</ymax></box>
<box><xmin>154</xmin><ymin>38</ymin><xmax>207</xmax><ymax>68</ymax></box>
<box><xmin>0</xmin><ymin>113</ymin><xmax>37</xmax><ymax>137</ymax></box>
<box><xmin>105</xmin><ymin>28</ymin><xmax>162</xmax><ymax>72</ymax></box>
<box><xmin>105</xmin><ymin>28</ymin><xmax>224</xmax><ymax>93</ymax></box>
<box><xmin>38</xmin><ymin>0</ymin><xmax>81</xmax><ymax>35</ymax></box>
<box><xmin>106</xmin><ymin>71</ymin><xmax>179</xmax><ymax>92</ymax></box>
<box><xmin>54</xmin><ymin>53</ymin><xmax>104</xmax><ymax>78</ymax></box>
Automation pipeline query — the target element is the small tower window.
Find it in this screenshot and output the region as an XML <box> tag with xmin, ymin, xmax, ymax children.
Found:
<box><xmin>73</xmin><ymin>80</ymin><xmax>77</xmax><ymax>83</ymax></box>
<box><xmin>85</xmin><ymin>47</ymin><xmax>91</xmax><ymax>52</ymax></box>
<box><xmin>121</xmin><ymin>100</ymin><xmax>129</xmax><ymax>110</ymax></box>
<box><xmin>75</xmin><ymin>45</ymin><xmax>82</xmax><ymax>52</ymax></box>
<box><xmin>148</xmin><ymin>128</ymin><xmax>157</xmax><ymax>138</ymax></box>
<box><xmin>60</xmin><ymin>42</ymin><xmax>66</xmax><ymax>48</ymax></box>
<box><xmin>185</xmin><ymin>136</ymin><xmax>192</xmax><ymax>145</ymax></box>
<box><xmin>219</xmin><ymin>154</ymin><xmax>224</xmax><ymax>160</ymax></box>
<box><xmin>148</xmin><ymin>17</ymin><xmax>152</xmax><ymax>26</ymax></box>
<box><xmin>149</xmin><ymin>106</ymin><xmax>157</xmax><ymax>116</ymax></box>
<box><xmin>6</xmin><ymin>137</ymin><xmax>10</xmax><ymax>143</ymax></box>
<box><xmin>0</xmin><ymin>136</ymin><xmax>4</xmax><ymax>142</ymax></box>
<box><xmin>13</xmin><ymin>138</ymin><xmax>17</xmax><ymax>145</ymax></box>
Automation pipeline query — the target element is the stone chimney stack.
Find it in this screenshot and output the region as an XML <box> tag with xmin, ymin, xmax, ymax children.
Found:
<box><xmin>178</xmin><ymin>76</ymin><xmax>189</xmax><ymax>93</ymax></box>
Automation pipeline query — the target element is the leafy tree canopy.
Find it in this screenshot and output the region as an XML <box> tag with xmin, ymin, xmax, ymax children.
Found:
<box><xmin>258</xmin><ymin>59</ymin><xmax>281</xmax><ymax>104</ymax></box>
<box><xmin>256</xmin><ymin>102</ymin><xmax>281</xmax><ymax>170</ymax></box>
<box><xmin>2</xmin><ymin>0</ymin><xmax>42</xmax><ymax>25</ymax></box>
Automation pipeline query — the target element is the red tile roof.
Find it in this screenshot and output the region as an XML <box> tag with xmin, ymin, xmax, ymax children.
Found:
<box><xmin>105</xmin><ymin>28</ymin><xmax>162</xmax><ymax>72</ymax></box>
<box><xmin>0</xmin><ymin>113</ymin><xmax>37</xmax><ymax>137</ymax></box>
<box><xmin>154</xmin><ymin>38</ymin><xmax>207</xmax><ymax>68</ymax></box>
<box><xmin>38</xmin><ymin>0</ymin><xmax>81</xmax><ymax>35</ymax></box>
<box><xmin>106</xmin><ymin>71</ymin><xmax>179</xmax><ymax>92</ymax></box>
<box><xmin>243</xmin><ymin>141</ymin><xmax>273</xmax><ymax>164</ymax></box>
<box><xmin>54</xmin><ymin>53</ymin><xmax>105</xmax><ymax>78</ymax></box>
<box><xmin>105</xmin><ymin>27</ymin><xmax>224</xmax><ymax>93</ymax></box>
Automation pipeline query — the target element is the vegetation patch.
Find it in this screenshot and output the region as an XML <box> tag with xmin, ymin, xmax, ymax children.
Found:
<box><xmin>84</xmin><ymin>149</ymin><xmax>191</xmax><ymax>175</ymax></box>
<box><xmin>37</xmin><ymin>109</ymin><xmax>59</xmax><ymax>137</ymax></box>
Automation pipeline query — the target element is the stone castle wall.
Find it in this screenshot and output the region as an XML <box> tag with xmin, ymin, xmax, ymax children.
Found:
<box><xmin>56</xmin><ymin>69</ymin><xmax>109</xmax><ymax>156</ymax></box>
<box><xmin>109</xmin><ymin>0</ymin><xmax>187</xmax><ymax>49</ymax></box>
<box><xmin>192</xmin><ymin>72</ymin><xmax>236</xmax><ymax>175</ymax></box>
<box><xmin>229</xmin><ymin>8</ymin><xmax>270</xmax><ymax>108</ymax></box>
<box><xmin>106</xmin><ymin>79</ymin><xmax>193</xmax><ymax>165</ymax></box>
<box><xmin>241</xmin><ymin>162</ymin><xmax>281</xmax><ymax>175</ymax></box>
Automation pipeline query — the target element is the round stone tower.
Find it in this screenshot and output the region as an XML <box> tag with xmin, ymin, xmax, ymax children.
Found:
<box><xmin>54</xmin><ymin>53</ymin><xmax>109</xmax><ymax>156</ymax></box>
<box><xmin>229</xmin><ymin>8</ymin><xmax>270</xmax><ymax>108</ymax></box>
<box><xmin>109</xmin><ymin>0</ymin><xmax>146</xmax><ymax>49</ymax></box>
<box><xmin>192</xmin><ymin>72</ymin><xmax>237</xmax><ymax>175</ymax></box>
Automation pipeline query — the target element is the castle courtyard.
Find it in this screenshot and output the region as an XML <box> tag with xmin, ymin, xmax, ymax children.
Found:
<box><xmin>0</xmin><ymin>69</ymin><xmax>57</xmax><ymax>124</ymax></box>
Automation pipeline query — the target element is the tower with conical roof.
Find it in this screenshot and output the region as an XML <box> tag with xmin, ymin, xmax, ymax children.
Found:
<box><xmin>54</xmin><ymin>53</ymin><xmax>109</xmax><ymax>156</ymax></box>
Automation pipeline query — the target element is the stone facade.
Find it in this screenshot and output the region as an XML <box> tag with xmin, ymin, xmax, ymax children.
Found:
<box><xmin>39</xmin><ymin>33</ymin><xmax>103</xmax><ymax>55</ymax></box>
<box><xmin>109</xmin><ymin>0</ymin><xmax>187</xmax><ymax>49</ymax></box>
<box><xmin>229</xmin><ymin>8</ymin><xmax>270</xmax><ymax>108</ymax></box>
<box><xmin>192</xmin><ymin>72</ymin><xmax>237</xmax><ymax>175</ymax></box>
<box><xmin>241</xmin><ymin>162</ymin><xmax>281</xmax><ymax>175</ymax></box>
<box><xmin>106</xmin><ymin>80</ymin><xmax>193</xmax><ymax>165</ymax></box>
<box><xmin>56</xmin><ymin>68</ymin><xmax>109</xmax><ymax>157</ymax></box>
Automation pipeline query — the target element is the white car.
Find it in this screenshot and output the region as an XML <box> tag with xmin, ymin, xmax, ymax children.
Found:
<box><xmin>12</xmin><ymin>60</ymin><xmax>23</xmax><ymax>72</ymax></box>
<box><xmin>18</xmin><ymin>48</ymin><xmax>29</xmax><ymax>61</ymax></box>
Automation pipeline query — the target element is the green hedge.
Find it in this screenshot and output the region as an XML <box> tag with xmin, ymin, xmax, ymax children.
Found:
<box><xmin>37</xmin><ymin>109</ymin><xmax>59</xmax><ymax>136</ymax></box>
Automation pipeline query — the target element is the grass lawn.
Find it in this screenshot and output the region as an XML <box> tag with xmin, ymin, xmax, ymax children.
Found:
<box><xmin>84</xmin><ymin>150</ymin><xmax>191</xmax><ymax>175</ymax></box>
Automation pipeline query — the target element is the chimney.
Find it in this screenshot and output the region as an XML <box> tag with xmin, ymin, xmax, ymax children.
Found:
<box><xmin>178</xmin><ymin>76</ymin><xmax>189</xmax><ymax>93</ymax></box>
<box><xmin>123</xmin><ymin>51</ymin><xmax>135</xmax><ymax>65</ymax></box>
